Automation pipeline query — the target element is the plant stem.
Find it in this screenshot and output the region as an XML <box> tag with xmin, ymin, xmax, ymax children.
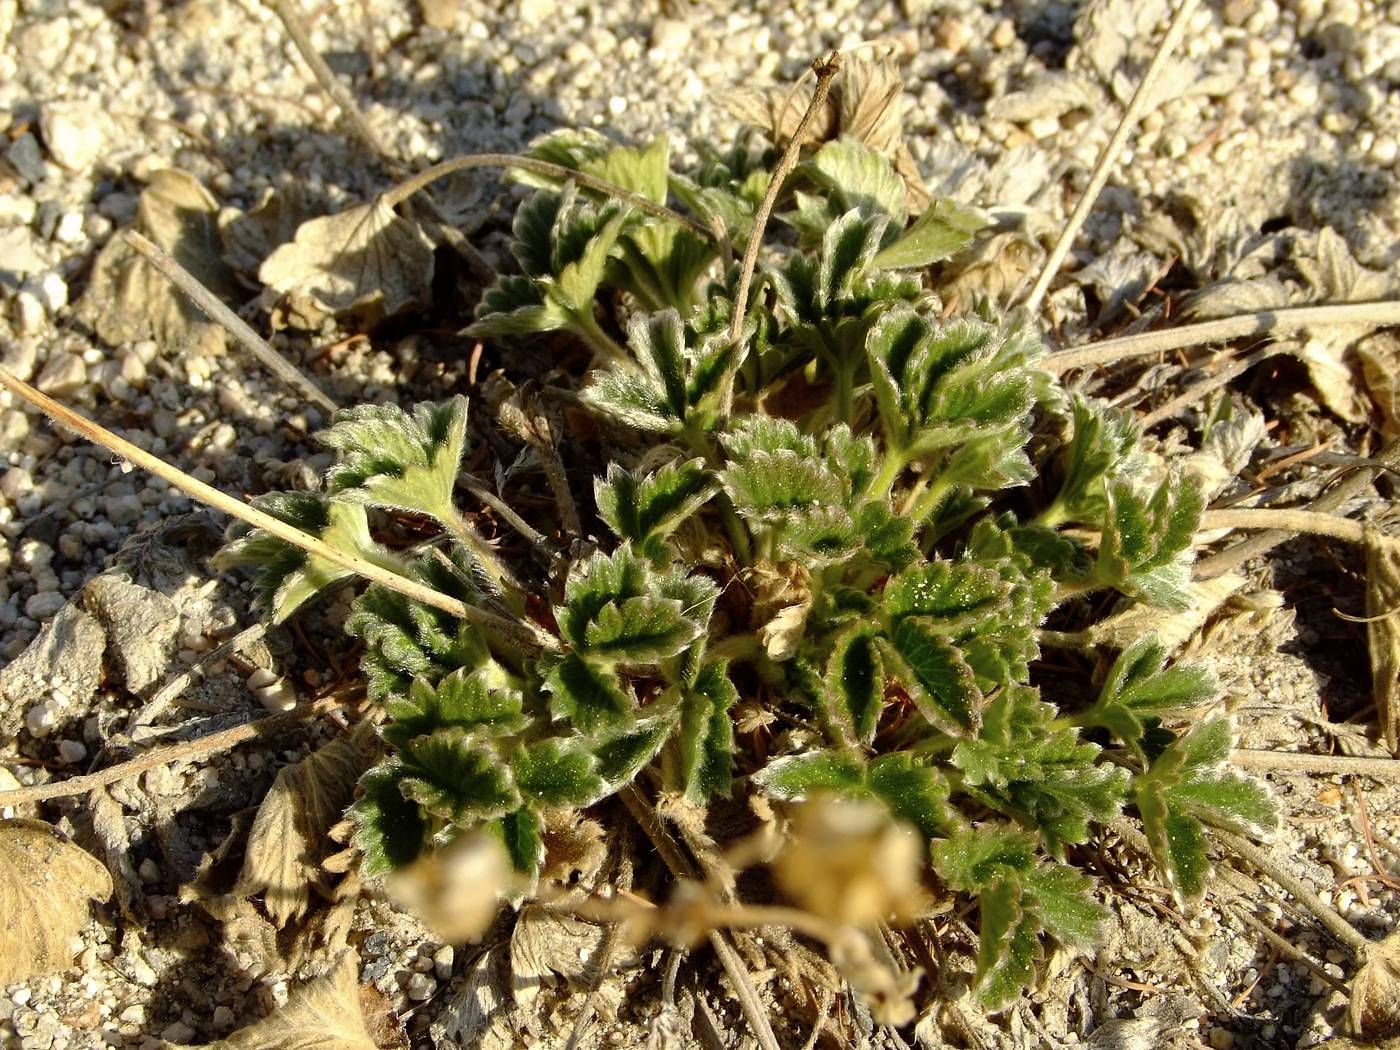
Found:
<box><xmin>833</xmin><ymin>358</ymin><xmax>856</xmax><ymax>425</ymax></box>
<box><xmin>1199</xmin><ymin>507</ymin><xmax>1367</xmax><ymax>545</ymax></box>
<box><xmin>1211</xmin><ymin>827</ymin><xmax>1371</xmax><ymax>956</ymax></box>
<box><xmin>0</xmin><ymin>365</ymin><xmax>560</xmax><ymax>652</ymax></box>
<box><xmin>573</xmin><ymin>311</ymin><xmax>633</xmax><ymax>369</ymax></box>
<box><xmin>1045</xmin><ymin>300</ymin><xmax>1400</xmax><ymax>374</ymax></box>
<box><xmin>0</xmin><ymin>698</ymin><xmax>340</xmax><ymax>807</ymax></box>
<box><xmin>868</xmin><ymin>449</ymin><xmax>908</xmax><ymax>501</ymax></box>
<box><xmin>1197</xmin><ymin>436</ymin><xmax>1400</xmax><ymax>579</ymax></box>
<box><xmin>443</xmin><ymin>507</ymin><xmax>528</xmax><ymax>603</ymax></box>
<box><xmin>683</xmin><ymin>419</ymin><xmax>753</xmax><ymax>566</ymax></box>
<box><xmin>1231</xmin><ymin>749</ymin><xmax>1400</xmax><ymax>779</ymax></box>
<box><xmin>720</xmin><ymin>50</ymin><xmax>843</xmax><ymax>421</ymax></box>
<box><xmin>124</xmin><ymin>231</ymin><xmax>337</xmax><ymax>414</ymax></box>
<box><xmin>1022</xmin><ymin>0</ymin><xmax>1197</xmax><ymax>315</ymax></box>
<box><xmin>907</xmin><ymin>476</ymin><xmax>953</xmax><ymax>523</ymax></box>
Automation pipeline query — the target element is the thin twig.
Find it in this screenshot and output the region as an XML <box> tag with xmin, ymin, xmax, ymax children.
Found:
<box><xmin>0</xmin><ymin>366</ymin><xmax>559</xmax><ymax>652</ymax></box>
<box><xmin>261</xmin><ymin>0</ymin><xmax>394</xmax><ymax>162</ymax></box>
<box><xmin>460</xmin><ymin>474</ymin><xmax>560</xmax><ymax>561</ymax></box>
<box><xmin>0</xmin><ymin>698</ymin><xmax>339</xmax><ymax>807</ymax></box>
<box><xmin>721</xmin><ymin>51</ymin><xmax>842</xmax><ymax>421</ymax></box>
<box><xmin>619</xmin><ymin>786</ymin><xmax>782</xmax><ymax>1050</ymax></box>
<box><xmin>124</xmin><ymin>231</ymin><xmax>337</xmax><ymax>414</ymax></box>
<box><xmin>1231</xmin><ymin>749</ymin><xmax>1400</xmax><ymax>778</ymax></box>
<box><xmin>1022</xmin><ymin>0</ymin><xmax>1197</xmax><ymax>315</ymax></box>
<box><xmin>1212</xmin><ymin>827</ymin><xmax>1371</xmax><ymax>956</ymax></box>
<box><xmin>1046</xmin><ymin>300</ymin><xmax>1400</xmax><ymax>374</ymax></box>
<box><xmin>1229</xmin><ymin>905</ymin><xmax>1351</xmax><ymax>995</ymax></box>
<box><xmin>1139</xmin><ymin>347</ymin><xmax>1283</xmax><ymax>428</ymax></box>
<box><xmin>1200</xmin><ymin>507</ymin><xmax>1368</xmax><ymax>545</ymax></box>
<box><xmin>1198</xmin><ymin>437</ymin><xmax>1400</xmax><ymax>579</ymax></box>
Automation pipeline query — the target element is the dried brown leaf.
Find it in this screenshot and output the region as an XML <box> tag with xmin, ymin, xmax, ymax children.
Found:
<box><xmin>1291</xmin><ymin>228</ymin><xmax>1399</xmax><ymax>423</ymax></box>
<box><xmin>1364</xmin><ymin>531</ymin><xmax>1400</xmax><ymax>754</ymax></box>
<box><xmin>78</xmin><ymin>169</ymin><xmax>237</xmax><ymax>355</ymax></box>
<box><xmin>258</xmin><ymin>197</ymin><xmax>435</xmax><ymax>324</ymax></box>
<box><xmin>1086</xmin><ymin>574</ymin><xmax>1246</xmax><ymax>654</ymax></box>
<box><xmin>509</xmin><ymin>905</ymin><xmax>611</xmax><ymax>1009</ymax></box>
<box><xmin>0</xmin><ymin>819</ymin><xmax>113</xmax><ymax>983</ymax></box>
<box><xmin>1358</xmin><ymin>331</ymin><xmax>1400</xmax><ymax>440</ymax></box>
<box><xmin>539</xmin><ymin>810</ymin><xmax>608</xmax><ymax>888</ymax></box>
<box><xmin>220</xmin><ymin>184</ymin><xmax>318</xmax><ymax>282</ymax></box>
<box><xmin>430</xmin><ymin>947</ymin><xmax>518</xmax><ymax>1050</ymax></box>
<box><xmin>234</xmin><ymin>731</ymin><xmax>373</xmax><ymax>927</ymax></box>
<box><xmin>1350</xmin><ymin>930</ymin><xmax>1400</xmax><ymax>1039</ymax></box>
<box><xmin>170</xmin><ymin>951</ymin><xmax>380</xmax><ymax>1050</ymax></box>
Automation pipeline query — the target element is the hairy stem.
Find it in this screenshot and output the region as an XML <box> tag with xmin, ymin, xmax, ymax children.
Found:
<box><xmin>720</xmin><ymin>50</ymin><xmax>842</xmax><ymax>421</ymax></box>
<box><xmin>1200</xmin><ymin>507</ymin><xmax>1366</xmax><ymax>545</ymax></box>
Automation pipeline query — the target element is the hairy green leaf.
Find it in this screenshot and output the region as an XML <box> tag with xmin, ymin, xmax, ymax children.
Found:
<box><xmin>383</xmin><ymin>668</ymin><xmax>525</xmax><ymax>750</ymax></box>
<box><xmin>752</xmin><ymin>750</ymin><xmax>867</xmax><ymax>800</ymax></box>
<box><xmin>512</xmin><ymin>739</ymin><xmax>608</xmax><ymax>807</ymax></box>
<box><xmin>543</xmin><ymin>654</ymin><xmax>635</xmax><ymax>735</ymax></box>
<box><xmin>872</xmin><ymin>197</ymin><xmax>987</xmax><ymax>269</ymax></box>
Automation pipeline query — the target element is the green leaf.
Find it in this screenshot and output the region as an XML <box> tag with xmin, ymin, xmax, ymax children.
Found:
<box><xmin>817</xmin><ymin>209</ymin><xmax>888</xmax><ymax>310</ymax></box>
<box><xmin>1022</xmin><ymin>865</ymin><xmax>1105</xmax><ymax>950</ymax></box>
<box><xmin>1136</xmin><ymin>718</ymin><xmax>1277</xmax><ymax>902</ymax></box>
<box><xmin>580</xmin><ymin>136</ymin><xmax>670</xmax><ymax>204</ymax></box>
<box><xmin>752</xmin><ymin>750</ymin><xmax>867</xmax><ymax>800</ymax></box>
<box><xmin>883</xmin><ymin>560</ymin><xmax>1011</xmax><ymax>630</ymax></box>
<box><xmin>399</xmin><ymin>728</ymin><xmax>520</xmax><ymax>824</ymax></box>
<box><xmin>216</xmin><ymin>495</ymin><xmax>403</xmax><ymax>623</ymax></box>
<box><xmin>322</xmin><ymin>396</ymin><xmax>470</xmax><ymax>525</ymax></box>
<box><xmin>543</xmin><ymin>654</ymin><xmax>635</xmax><ymax>735</ymax></box>
<box><xmin>512</xmin><ymin>739</ymin><xmax>608</xmax><ymax>807</ymax></box>
<box><xmin>1093</xmin><ymin>474</ymin><xmax>1205</xmax><ymax>610</ymax></box>
<box><xmin>383</xmin><ymin>668</ymin><xmax>525</xmax><ymax>749</ymax></box>
<box><xmin>826</xmin><ymin>626</ymin><xmax>886</xmax><ymax>744</ymax></box>
<box><xmin>871</xmin><ymin>197</ymin><xmax>987</xmax><ymax>269</ymax></box>
<box><xmin>867</xmin><ymin>753</ymin><xmax>952</xmax><ymax>839</ymax></box>
<box><xmin>1041</xmin><ymin>396</ymin><xmax>1142</xmax><ymax>526</ymax></box>
<box><xmin>584</xmin><ymin>308</ymin><xmax>738</xmax><ymax>434</ymax></box>
<box><xmin>675</xmin><ymin>660</ymin><xmax>738</xmax><ymax>803</ymax></box>
<box><xmin>593</xmin><ymin>696</ymin><xmax>682</xmax><ymax>787</ymax></box>
<box><xmin>350</xmin><ymin>764</ymin><xmax>428</xmax><ymax>878</ymax></box>
<box><xmin>593</xmin><ymin>462</ymin><xmax>716</xmax><ymax>560</ymax></box>
<box><xmin>492</xmin><ymin>806</ymin><xmax>545</xmax><ymax>875</ymax></box>
<box><xmin>931</xmin><ymin>824</ymin><xmax>1037</xmax><ymax>892</ymax></box>
<box><xmin>973</xmin><ymin>878</ymin><xmax>1039</xmax><ymax>1010</ymax></box>
<box><xmin>807</xmin><ymin>138</ymin><xmax>908</xmax><ymax>229</ymax></box>
<box><xmin>1084</xmin><ymin>635</ymin><xmax>1218</xmax><ymax>748</ymax></box>
<box><xmin>468</xmin><ymin>273</ymin><xmax>568</xmax><ymax>336</ymax></box>
<box><xmin>584</xmin><ymin>595</ymin><xmax>705</xmax><ymax>662</ymax></box>
<box><xmin>886</xmin><ymin>617</ymin><xmax>984</xmax><ymax>733</ymax></box>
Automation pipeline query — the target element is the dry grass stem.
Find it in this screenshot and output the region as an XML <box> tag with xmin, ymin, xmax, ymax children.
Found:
<box><xmin>1046</xmin><ymin>300</ymin><xmax>1400</xmax><ymax>374</ymax></box>
<box><xmin>0</xmin><ymin>698</ymin><xmax>339</xmax><ymax>807</ymax></box>
<box><xmin>1139</xmin><ymin>347</ymin><xmax>1285</xmax><ymax>428</ymax></box>
<box><xmin>1022</xmin><ymin>0</ymin><xmax>1198</xmax><ymax>315</ymax></box>
<box><xmin>124</xmin><ymin>231</ymin><xmax>338</xmax><ymax>413</ymax></box>
<box><xmin>1200</xmin><ymin>508</ymin><xmax>1369</xmax><ymax>545</ymax></box>
<box><xmin>1232</xmin><ymin>749</ymin><xmax>1400</xmax><ymax>778</ymax></box>
<box><xmin>1231</xmin><ymin>905</ymin><xmax>1351</xmax><ymax>995</ymax></box>
<box><xmin>1213</xmin><ymin>826</ymin><xmax>1371</xmax><ymax>956</ymax></box>
<box><xmin>0</xmin><ymin>365</ymin><xmax>558</xmax><ymax>651</ymax></box>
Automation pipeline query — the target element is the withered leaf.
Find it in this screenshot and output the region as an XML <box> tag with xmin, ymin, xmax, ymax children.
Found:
<box><xmin>1357</xmin><ymin>331</ymin><xmax>1400</xmax><ymax>440</ymax></box>
<box><xmin>78</xmin><ymin>169</ymin><xmax>238</xmax><ymax>355</ymax></box>
<box><xmin>1364</xmin><ymin>530</ymin><xmax>1400</xmax><ymax>754</ymax></box>
<box><xmin>509</xmin><ymin>905</ymin><xmax>613</xmax><ymax>1009</ymax></box>
<box><xmin>258</xmin><ymin>196</ymin><xmax>435</xmax><ymax>324</ymax></box>
<box><xmin>170</xmin><ymin>951</ymin><xmax>380</xmax><ymax>1050</ymax></box>
<box><xmin>0</xmin><ymin>819</ymin><xmax>113</xmax><ymax>983</ymax></box>
<box><xmin>1085</xmin><ymin>574</ymin><xmax>1246</xmax><ymax>654</ymax></box>
<box><xmin>1350</xmin><ymin>929</ymin><xmax>1400</xmax><ymax>1040</ymax></box>
<box><xmin>220</xmin><ymin>184</ymin><xmax>319</xmax><ymax>283</ymax></box>
<box><xmin>234</xmin><ymin>730</ymin><xmax>374</xmax><ymax>927</ymax></box>
<box><xmin>430</xmin><ymin>947</ymin><xmax>518</xmax><ymax>1050</ymax></box>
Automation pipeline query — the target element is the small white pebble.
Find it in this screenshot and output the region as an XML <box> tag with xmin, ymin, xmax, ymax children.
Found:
<box><xmin>57</xmin><ymin>738</ymin><xmax>88</xmax><ymax>764</ymax></box>
<box><xmin>405</xmin><ymin>972</ymin><xmax>437</xmax><ymax>1001</ymax></box>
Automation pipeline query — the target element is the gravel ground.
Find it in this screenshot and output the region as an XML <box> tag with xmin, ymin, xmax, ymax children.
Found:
<box><xmin>2</xmin><ymin>0</ymin><xmax>1399</xmax><ymax>1047</ymax></box>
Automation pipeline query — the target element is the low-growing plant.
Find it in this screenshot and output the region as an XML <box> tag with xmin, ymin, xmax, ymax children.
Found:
<box><xmin>217</xmin><ymin>121</ymin><xmax>1276</xmax><ymax>1009</ymax></box>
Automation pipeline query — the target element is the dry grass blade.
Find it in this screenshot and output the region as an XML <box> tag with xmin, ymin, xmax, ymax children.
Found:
<box><xmin>1231</xmin><ymin>750</ymin><xmax>1400</xmax><ymax>778</ymax></box>
<box><xmin>124</xmin><ymin>230</ymin><xmax>338</xmax><ymax>413</ymax></box>
<box><xmin>0</xmin><ymin>365</ymin><xmax>558</xmax><ymax>650</ymax></box>
<box><xmin>1199</xmin><ymin>508</ymin><xmax>1368</xmax><ymax>545</ymax></box>
<box><xmin>1023</xmin><ymin>0</ymin><xmax>1198</xmax><ymax>315</ymax></box>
